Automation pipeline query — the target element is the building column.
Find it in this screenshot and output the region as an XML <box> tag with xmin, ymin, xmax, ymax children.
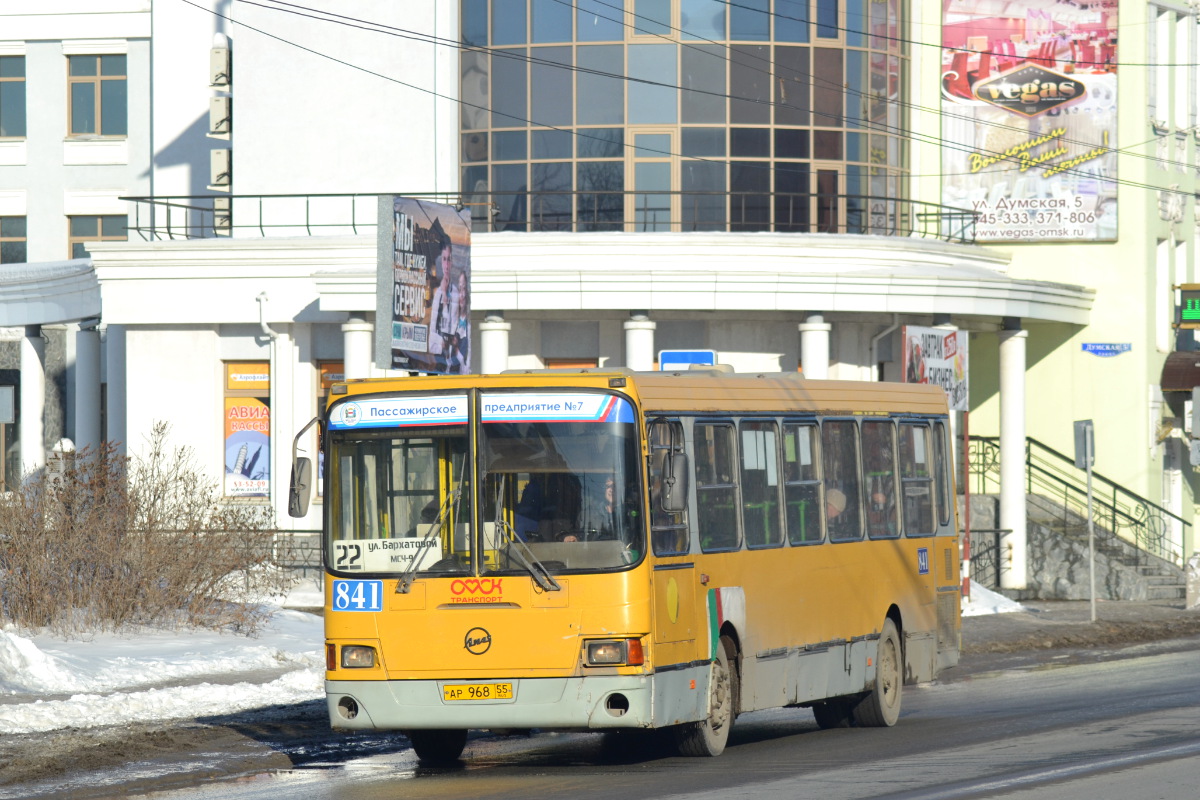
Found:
<box><xmin>104</xmin><ymin>324</ymin><xmax>126</xmax><ymax>453</ymax></box>
<box><xmin>624</xmin><ymin>312</ymin><xmax>656</xmax><ymax>371</ymax></box>
<box><xmin>799</xmin><ymin>313</ymin><xmax>831</xmax><ymax>378</ymax></box>
<box><xmin>75</xmin><ymin>320</ymin><xmax>102</xmax><ymax>454</ymax></box>
<box><xmin>998</xmin><ymin>321</ymin><xmax>1028</xmax><ymax>591</ymax></box>
<box><xmin>342</xmin><ymin>314</ymin><xmax>374</xmax><ymax>380</ymax></box>
<box><xmin>479</xmin><ymin>312</ymin><xmax>512</xmax><ymax>374</ymax></box>
<box><xmin>19</xmin><ymin>325</ymin><xmax>45</xmax><ymax>476</ymax></box>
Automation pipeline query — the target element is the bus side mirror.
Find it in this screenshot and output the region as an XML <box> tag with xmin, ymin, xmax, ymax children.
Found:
<box><xmin>289</xmin><ymin>457</ymin><xmax>312</xmax><ymax>518</ymax></box>
<box><xmin>661</xmin><ymin>453</ymin><xmax>689</xmax><ymax>514</ymax></box>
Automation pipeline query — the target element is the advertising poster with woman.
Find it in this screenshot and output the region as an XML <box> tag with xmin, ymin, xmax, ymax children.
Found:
<box><xmin>902</xmin><ymin>326</ymin><xmax>969</xmax><ymax>412</ymax></box>
<box><xmin>941</xmin><ymin>0</ymin><xmax>1117</xmax><ymax>242</ymax></box>
<box><xmin>377</xmin><ymin>197</ymin><xmax>472</xmax><ymax>374</ymax></box>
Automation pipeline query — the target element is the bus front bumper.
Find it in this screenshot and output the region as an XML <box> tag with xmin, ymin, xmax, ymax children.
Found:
<box><xmin>326</xmin><ymin>669</ymin><xmax>708</xmax><ymax>731</ymax></box>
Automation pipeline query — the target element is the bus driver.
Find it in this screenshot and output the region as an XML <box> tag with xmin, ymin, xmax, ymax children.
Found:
<box><xmin>561</xmin><ymin>475</ymin><xmax>636</xmax><ymax>542</ymax></box>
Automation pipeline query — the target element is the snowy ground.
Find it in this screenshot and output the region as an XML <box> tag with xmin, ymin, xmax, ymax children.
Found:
<box><xmin>1</xmin><ymin>581</ymin><xmax>1018</xmax><ymax>736</ymax></box>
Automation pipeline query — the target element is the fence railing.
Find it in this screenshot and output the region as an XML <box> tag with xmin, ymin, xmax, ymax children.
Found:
<box><xmin>968</xmin><ymin>436</ymin><xmax>1188</xmax><ymax>568</ymax></box>
<box><xmin>122</xmin><ymin>191</ymin><xmax>978</xmax><ymax>244</ymax></box>
<box><xmin>967</xmin><ymin>527</ymin><xmax>1010</xmax><ymax>590</ymax></box>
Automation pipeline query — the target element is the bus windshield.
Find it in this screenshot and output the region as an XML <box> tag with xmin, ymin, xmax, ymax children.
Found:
<box><xmin>480</xmin><ymin>391</ymin><xmax>644</xmax><ymax>573</ymax></box>
<box><xmin>325</xmin><ymin>394</ymin><xmax>472</xmax><ymax>576</ymax></box>
<box><xmin>323</xmin><ymin>391</ymin><xmax>643</xmax><ymax>577</ymax></box>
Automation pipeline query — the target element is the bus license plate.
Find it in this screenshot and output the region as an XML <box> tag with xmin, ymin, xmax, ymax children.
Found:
<box><xmin>443</xmin><ymin>683</ymin><xmax>513</xmax><ymax>701</ymax></box>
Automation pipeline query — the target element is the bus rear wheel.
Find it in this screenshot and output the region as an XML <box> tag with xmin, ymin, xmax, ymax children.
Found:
<box><xmin>675</xmin><ymin>635</ymin><xmax>736</xmax><ymax>757</ymax></box>
<box><xmin>407</xmin><ymin>728</ymin><xmax>468</xmax><ymax>764</ymax></box>
<box><xmin>853</xmin><ymin>618</ymin><xmax>902</xmax><ymax>727</ymax></box>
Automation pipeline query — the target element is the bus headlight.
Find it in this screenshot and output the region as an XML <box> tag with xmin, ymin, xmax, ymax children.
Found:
<box><xmin>585</xmin><ymin>638</ymin><xmax>644</xmax><ymax>667</ymax></box>
<box><xmin>341</xmin><ymin>645</ymin><xmax>377</xmax><ymax>668</ymax></box>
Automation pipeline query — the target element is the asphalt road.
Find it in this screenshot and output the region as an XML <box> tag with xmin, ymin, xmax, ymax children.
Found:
<box><xmin>3</xmin><ymin>600</ymin><xmax>1199</xmax><ymax>800</ymax></box>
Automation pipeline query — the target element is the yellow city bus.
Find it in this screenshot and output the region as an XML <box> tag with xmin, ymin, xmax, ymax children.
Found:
<box><xmin>288</xmin><ymin>368</ymin><xmax>961</xmax><ymax>763</ymax></box>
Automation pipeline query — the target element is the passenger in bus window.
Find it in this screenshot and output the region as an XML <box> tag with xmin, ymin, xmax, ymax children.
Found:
<box><xmin>825</xmin><ymin>488</ymin><xmax>846</xmax><ymax>522</ymax></box>
<box><xmin>867</xmin><ymin>487</ymin><xmax>898</xmax><ymax>537</ymax></box>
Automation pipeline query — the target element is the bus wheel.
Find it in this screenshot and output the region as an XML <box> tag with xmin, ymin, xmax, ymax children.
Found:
<box><xmin>407</xmin><ymin>728</ymin><xmax>468</xmax><ymax>764</ymax></box>
<box><xmin>675</xmin><ymin>636</ymin><xmax>736</xmax><ymax>757</ymax></box>
<box><xmin>811</xmin><ymin>698</ymin><xmax>854</xmax><ymax>729</ymax></box>
<box><xmin>853</xmin><ymin>618</ymin><xmax>902</xmax><ymax>727</ymax></box>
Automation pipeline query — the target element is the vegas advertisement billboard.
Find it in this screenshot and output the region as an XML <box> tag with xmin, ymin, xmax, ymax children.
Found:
<box><xmin>941</xmin><ymin>0</ymin><xmax>1117</xmax><ymax>242</ymax></box>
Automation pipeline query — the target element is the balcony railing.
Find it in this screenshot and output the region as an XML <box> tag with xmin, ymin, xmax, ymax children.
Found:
<box><xmin>123</xmin><ymin>191</ymin><xmax>978</xmax><ymax>244</ymax></box>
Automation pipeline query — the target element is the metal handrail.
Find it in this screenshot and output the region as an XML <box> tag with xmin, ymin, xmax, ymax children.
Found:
<box><xmin>969</xmin><ymin>436</ymin><xmax>1187</xmax><ymax>567</ymax></box>
<box><xmin>967</xmin><ymin>527</ymin><xmax>1011</xmax><ymax>589</ymax></box>
<box><xmin>120</xmin><ymin>191</ymin><xmax>978</xmax><ymax>244</ymax></box>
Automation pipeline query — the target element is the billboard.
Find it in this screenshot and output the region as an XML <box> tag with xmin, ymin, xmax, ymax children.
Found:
<box><xmin>902</xmin><ymin>326</ymin><xmax>968</xmax><ymax>412</ymax></box>
<box><xmin>376</xmin><ymin>197</ymin><xmax>472</xmax><ymax>374</ymax></box>
<box><xmin>941</xmin><ymin>0</ymin><xmax>1117</xmax><ymax>242</ymax></box>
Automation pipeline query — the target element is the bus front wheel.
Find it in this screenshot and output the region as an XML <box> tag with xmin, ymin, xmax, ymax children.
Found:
<box><xmin>407</xmin><ymin>728</ymin><xmax>468</xmax><ymax>764</ymax></box>
<box><xmin>675</xmin><ymin>635</ymin><xmax>737</xmax><ymax>757</ymax></box>
<box><xmin>853</xmin><ymin>618</ymin><xmax>902</xmax><ymax>727</ymax></box>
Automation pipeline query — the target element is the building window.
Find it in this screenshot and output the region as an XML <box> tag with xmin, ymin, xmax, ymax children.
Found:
<box><xmin>68</xmin><ymin>215</ymin><xmax>127</xmax><ymax>259</ymax></box>
<box><xmin>67</xmin><ymin>54</ymin><xmax>127</xmax><ymax>137</ymax></box>
<box><xmin>460</xmin><ymin>0</ymin><xmax>908</xmax><ymax>233</ymax></box>
<box><xmin>543</xmin><ymin>357</ymin><xmax>598</xmax><ymax>369</ymax></box>
<box><xmin>0</xmin><ymin>56</ymin><xmax>26</xmax><ymax>138</ymax></box>
<box><xmin>224</xmin><ymin>362</ymin><xmax>271</xmax><ymax>498</ymax></box>
<box><xmin>0</xmin><ymin>216</ymin><xmax>27</xmax><ymax>263</ymax></box>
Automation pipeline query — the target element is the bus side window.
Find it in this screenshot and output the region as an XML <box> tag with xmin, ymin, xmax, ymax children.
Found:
<box><xmin>899</xmin><ymin>423</ymin><xmax>935</xmax><ymax>536</ymax></box>
<box><xmin>782</xmin><ymin>422</ymin><xmax>822</xmax><ymax>545</ymax></box>
<box><xmin>822</xmin><ymin>420</ymin><xmax>862</xmax><ymax>542</ymax></box>
<box><xmin>740</xmin><ymin>420</ymin><xmax>784</xmax><ymax>549</ymax></box>
<box><xmin>933</xmin><ymin>420</ymin><xmax>954</xmax><ymax>532</ymax></box>
<box><xmin>862</xmin><ymin>420</ymin><xmax>899</xmax><ymax>540</ymax></box>
<box><xmin>649</xmin><ymin>419</ymin><xmax>690</xmax><ymax>556</ymax></box>
<box><xmin>695</xmin><ymin>422</ymin><xmax>740</xmax><ymax>552</ymax></box>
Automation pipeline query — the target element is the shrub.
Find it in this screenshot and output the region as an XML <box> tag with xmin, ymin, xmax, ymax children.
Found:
<box><xmin>0</xmin><ymin>422</ymin><xmax>295</xmax><ymax>636</ymax></box>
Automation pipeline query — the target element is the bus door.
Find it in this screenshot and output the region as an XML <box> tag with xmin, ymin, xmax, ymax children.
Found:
<box><xmin>897</xmin><ymin>418</ymin><xmax>945</xmax><ymax>675</ymax></box>
<box><xmin>648</xmin><ymin>419</ymin><xmax>697</xmax><ymax>661</ymax></box>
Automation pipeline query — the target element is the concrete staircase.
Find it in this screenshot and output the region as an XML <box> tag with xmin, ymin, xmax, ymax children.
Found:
<box><xmin>965</xmin><ymin>494</ymin><xmax>1186</xmax><ymax>602</ymax></box>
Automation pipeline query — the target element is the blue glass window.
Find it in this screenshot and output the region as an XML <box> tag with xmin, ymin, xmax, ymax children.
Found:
<box><xmin>492</xmin><ymin>0</ymin><xmax>526</xmax><ymax>45</ymax></box>
<box><xmin>629</xmin><ymin>44</ymin><xmax>678</xmax><ymax>124</ymax></box>
<box><xmin>532</xmin><ymin>0</ymin><xmax>573</xmax><ymax>43</ymax></box>
<box><xmin>578</xmin><ymin>0</ymin><xmax>625</xmax><ymax>41</ymax></box>
<box><xmin>680</xmin><ymin>0</ymin><xmax>725</xmax><ymax>40</ymax></box>
<box><xmin>730</xmin><ymin>0</ymin><xmax>769</xmax><ymax>41</ymax></box>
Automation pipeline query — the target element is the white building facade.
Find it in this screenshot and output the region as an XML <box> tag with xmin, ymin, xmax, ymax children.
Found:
<box><xmin>1</xmin><ymin>1</ymin><xmax>1196</xmax><ymax>584</ymax></box>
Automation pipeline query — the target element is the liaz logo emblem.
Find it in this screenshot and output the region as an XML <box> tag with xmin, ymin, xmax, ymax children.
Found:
<box><xmin>917</xmin><ymin>548</ymin><xmax>930</xmax><ymax>576</ymax></box>
<box><xmin>973</xmin><ymin>64</ymin><xmax>1085</xmax><ymax>118</ymax></box>
<box><xmin>464</xmin><ymin>627</ymin><xmax>492</xmax><ymax>655</ymax></box>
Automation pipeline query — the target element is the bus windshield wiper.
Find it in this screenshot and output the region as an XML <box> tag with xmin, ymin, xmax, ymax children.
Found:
<box><xmin>395</xmin><ymin>486</ymin><xmax>460</xmax><ymax>594</ymax></box>
<box><xmin>491</xmin><ymin>475</ymin><xmax>560</xmax><ymax>592</ymax></box>
<box><xmin>496</xmin><ymin>515</ymin><xmax>561</xmax><ymax>592</ymax></box>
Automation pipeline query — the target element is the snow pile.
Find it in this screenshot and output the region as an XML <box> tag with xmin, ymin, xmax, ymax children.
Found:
<box><xmin>962</xmin><ymin>582</ymin><xmax>1024</xmax><ymax>617</ymax></box>
<box><xmin>0</xmin><ymin>608</ymin><xmax>324</xmax><ymax>735</ymax></box>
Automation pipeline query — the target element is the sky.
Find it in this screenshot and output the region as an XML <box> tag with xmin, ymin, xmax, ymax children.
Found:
<box><xmin>0</xmin><ymin>581</ymin><xmax>1020</xmax><ymax>736</ymax></box>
